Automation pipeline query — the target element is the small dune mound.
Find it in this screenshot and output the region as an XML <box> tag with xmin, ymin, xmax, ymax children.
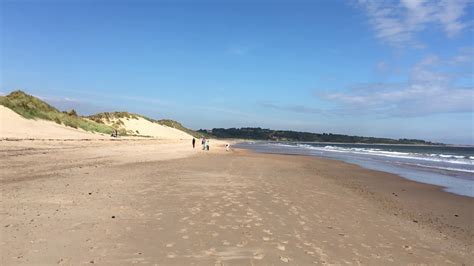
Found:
<box><xmin>88</xmin><ymin>112</ymin><xmax>193</xmax><ymax>140</ymax></box>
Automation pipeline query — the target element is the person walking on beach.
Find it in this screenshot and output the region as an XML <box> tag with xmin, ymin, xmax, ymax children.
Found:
<box><xmin>192</xmin><ymin>138</ymin><xmax>196</xmax><ymax>149</ymax></box>
<box><xmin>202</xmin><ymin>138</ymin><xmax>206</xmax><ymax>150</ymax></box>
<box><xmin>206</xmin><ymin>139</ymin><xmax>210</xmax><ymax>151</ymax></box>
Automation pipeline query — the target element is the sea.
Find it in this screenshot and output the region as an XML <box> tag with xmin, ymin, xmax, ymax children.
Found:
<box><xmin>235</xmin><ymin>141</ymin><xmax>474</xmax><ymax>197</ymax></box>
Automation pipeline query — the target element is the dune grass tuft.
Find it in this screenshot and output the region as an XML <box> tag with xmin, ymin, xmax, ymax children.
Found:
<box><xmin>0</xmin><ymin>90</ymin><xmax>114</xmax><ymax>134</ymax></box>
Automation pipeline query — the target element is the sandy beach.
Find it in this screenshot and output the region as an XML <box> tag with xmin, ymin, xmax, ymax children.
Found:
<box><xmin>1</xmin><ymin>139</ymin><xmax>472</xmax><ymax>265</ymax></box>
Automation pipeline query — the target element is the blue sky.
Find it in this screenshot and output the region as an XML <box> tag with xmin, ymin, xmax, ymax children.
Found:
<box><xmin>1</xmin><ymin>0</ymin><xmax>473</xmax><ymax>144</ymax></box>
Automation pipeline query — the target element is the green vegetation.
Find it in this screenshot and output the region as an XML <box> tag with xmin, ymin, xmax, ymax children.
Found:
<box><xmin>87</xmin><ymin>112</ymin><xmax>140</xmax><ymax>124</ymax></box>
<box><xmin>88</xmin><ymin>112</ymin><xmax>201</xmax><ymax>137</ymax></box>
<box><xmin>198</xmin><ymin>127</ymin><xmax>440</xmax><ymax>145</ymax></box>
<box><xmin>157</xmin><ymin>119</ymin><xmax>203</xmax><ymax>138</ymax></box>
<box><xmin>0</xmin><ymin>90</ymin><xmax>59</xmax><ymax>118</ymax></box>
<box><xmin>0</xmin><ymin>90</ymin><xmax>201</xmax><ymax>138</ymax></box>
<box><xmin>88</xmin><ymin>112</ymin><xmax>140</xmax><ymax>135</ymax></box>
<box><xmin>0</xmin><ymin>90</ymin><xmax>114</xmax><ymax>134</ymax></box>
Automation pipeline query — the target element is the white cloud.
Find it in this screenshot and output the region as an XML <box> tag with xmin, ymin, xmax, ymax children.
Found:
<box><xmin>449</xmin><ymin>47</ymin><xmax>474</xmax><ymax>64</ymax></box>
<box><xmin>228</xmin><ymin>46</ymin><xmax>249</xmax><ymax>56</ymax></box>
<box><xmin>357</xmin><ymin>0</ymin><xmax>471</xmax><ymax>47</ymax></box>
<box><xmin>259</xmin><ymin>102</ymin><xmax>328</xmax><ymax>115</ymax></box>
<box><xmin>324</xmin><ymin>52</ymin><xmax>474</xmax><ymax>116</ymax></box>
<box><xmin>227</xmin><ymin>43</ymin><xmax>261</xmax><ymax>56</ymax></box>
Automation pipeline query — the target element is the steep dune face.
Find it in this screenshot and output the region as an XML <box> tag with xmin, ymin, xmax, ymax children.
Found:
<box><xmin>97</xmin><ymin>116</ymin><xmax>193</xmax><ymax>140</ymax></box>
<box><xmin>0</xmin><ymin>106</ymin><xmax>107</xmax><ymax>140</ymax></box>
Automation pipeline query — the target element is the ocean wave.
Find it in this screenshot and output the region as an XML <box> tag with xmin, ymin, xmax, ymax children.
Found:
<box><xmin>285</xmin><ymin>144</ymin><xmax>474</xmax><ymax>166</ymax></box>
<box><xmin>401</xmin><ymin>163</ymin><xmax>474</xmax><ymax>174</ymax></box>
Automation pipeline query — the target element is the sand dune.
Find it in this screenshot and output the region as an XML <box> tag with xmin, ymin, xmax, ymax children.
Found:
<box><xmin>0</xmin><ymin>105</ymin><xmax>108</xmax><ymax>140</ymax></box>
<box><xmin>103</xmin><ymin>116</ymin><xmax>193</xmax><ymax>140</ymax></box>
<box><xmin>0</xmin><ymin>106</ymin><xmax>193</xmax><ymax>140</ymax></box>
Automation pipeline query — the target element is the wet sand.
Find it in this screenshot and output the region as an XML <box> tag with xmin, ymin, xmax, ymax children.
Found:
<box><xmin>1</xmin><ymin>140</ymin><xmax>472</xmax><ymax>265</ymax></box>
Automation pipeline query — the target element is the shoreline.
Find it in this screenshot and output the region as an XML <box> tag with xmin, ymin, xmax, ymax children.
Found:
<box><xmin>234</xmin><ymin>141</ymin><xmax>474</xmax><ymax>198</ymax></box>
<box><xmin>242</xmin><ymin>148</ymin><xmax>473</xmax><ymax>197</ymax></box>
<box><xmin>234</xmin><ymin>148</ymin><xmax>473</xmax><ymax>244</ymax></box>
<box><xmin>222</xmin><ymin>139</ymin><xmax>451</xmax><ymax>147</ymax></box>
<box><xmin>1</xmin><ymin>139</ymin><xmax>472</xmax><ymax>264</ymax></box>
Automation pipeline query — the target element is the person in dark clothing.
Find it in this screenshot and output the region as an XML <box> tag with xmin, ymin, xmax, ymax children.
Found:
<box><xmin>192</xmin><ymin>138</ymin><xmax>196</xmax><ymax>148</ymax></box>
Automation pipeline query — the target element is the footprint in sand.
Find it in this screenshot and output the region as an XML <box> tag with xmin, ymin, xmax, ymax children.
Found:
<box><xmin>236</xmin><ymin>241</ymin><xmax>247</xmax><ymax>248</ymax></box>
<box><xmin>253</xmin><ymin>252</ymin><xmax>265</xmax><ymax>260</ymax></box>
<box><xmin>263</xmin><ymin>229</ymin><xmax>273</xmax><ymax>235</ymax></box>
<box><xmin>403</xmin><ymin>245</ymin><xmax>412</xmax><ymax>251</ymax></box>
<box><xmin>262</xmin><ymin>236</ymin><xmax>270</xmax><ymax>241</ymax></box>
<box><xmin>280</xmin><ymin>256</ymin><xmax>291</xmax><ymax>263</ymax></box>
<box><xmin>277</xmin><ymin>243</ymin><xmax>286</xmax><ymax>251</ymax></box>
<box><xmin>165</xmin><ymin>243</ymin><xmax>174</xmax><ymax>248</ymax></box>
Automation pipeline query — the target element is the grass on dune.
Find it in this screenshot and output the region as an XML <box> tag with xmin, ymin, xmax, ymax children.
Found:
<box><xmin>1</xmin><ymin>90</ymin><xmax>202</xmax><ymax>137</ymax></box>
<box><xmin>157</xmin><ymin>119</ymin><xmax>203</xmax><ymax>138</ymax></box>
<box><xmin>88</xmin><ymin>112</ymin><xmax>140</xmax><ymax>124</ymax></box>
<box><xmin>0</xmin><ymin>90</ymin><xmax>114</xmax><ymax>134</ymax></box>
<box><xmin>90</xmin><ymin>111</ymin><xmax>203</xmax><ymax>138</ymax></box>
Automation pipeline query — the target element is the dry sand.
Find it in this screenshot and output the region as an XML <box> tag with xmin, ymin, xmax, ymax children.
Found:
<box><xmin>1</xmin><ymin>139</ymin><xmax>472</xmax><ymax>265</ymax></box>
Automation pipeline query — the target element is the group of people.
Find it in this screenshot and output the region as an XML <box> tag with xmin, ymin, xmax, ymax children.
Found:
<box><xmin>191</xmin><ymin>137</ymin><xmax>230</xmax><ymax>151</ymax></box>
<box><xmin>201</xmin><ymin>137</ymin><xmax>210</xmax><ymax>150</ymax></box>
<box><xmin>191</xmin><ymin>137</ymin><xmax>209</xmax><ymax>150</ymax></box>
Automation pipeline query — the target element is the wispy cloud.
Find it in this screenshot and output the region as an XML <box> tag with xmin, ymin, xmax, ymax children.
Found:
<box><xmin>259</xmin><ymin>102</ymin><xmax>328</xmax><ymax>115</ymax></box>
<box><xmin>324</xmin><ymin>52</ymin><xmax>474</xmax><ymax>116</ymax></box>
<box><xmin>357</xmin><ymin>0</ymin><xmax>471</xmax><ymax>47</ymax></box>
<box><xmin>228</xmin><ymin>46</ymin><xmax>250</xmax><ymax>56</ymax></box>
<box><xmin>449</xmin><ymin>47</ymin><xmax>474</xmax><ymax>65</ymax></box>
<box><xmin>227</xmin><ymin>43</ymin><xmax>260</xmax><ymax>56</ymax></box>
<box><xmin>35</xmin><ymin>95</ymin><xmax>110</xmax><ymax>115</ymax></box>
<box><xmin>36</xmin><ymin>88</ymin><xmax>173</xmax><ymax>107</ymax></box>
